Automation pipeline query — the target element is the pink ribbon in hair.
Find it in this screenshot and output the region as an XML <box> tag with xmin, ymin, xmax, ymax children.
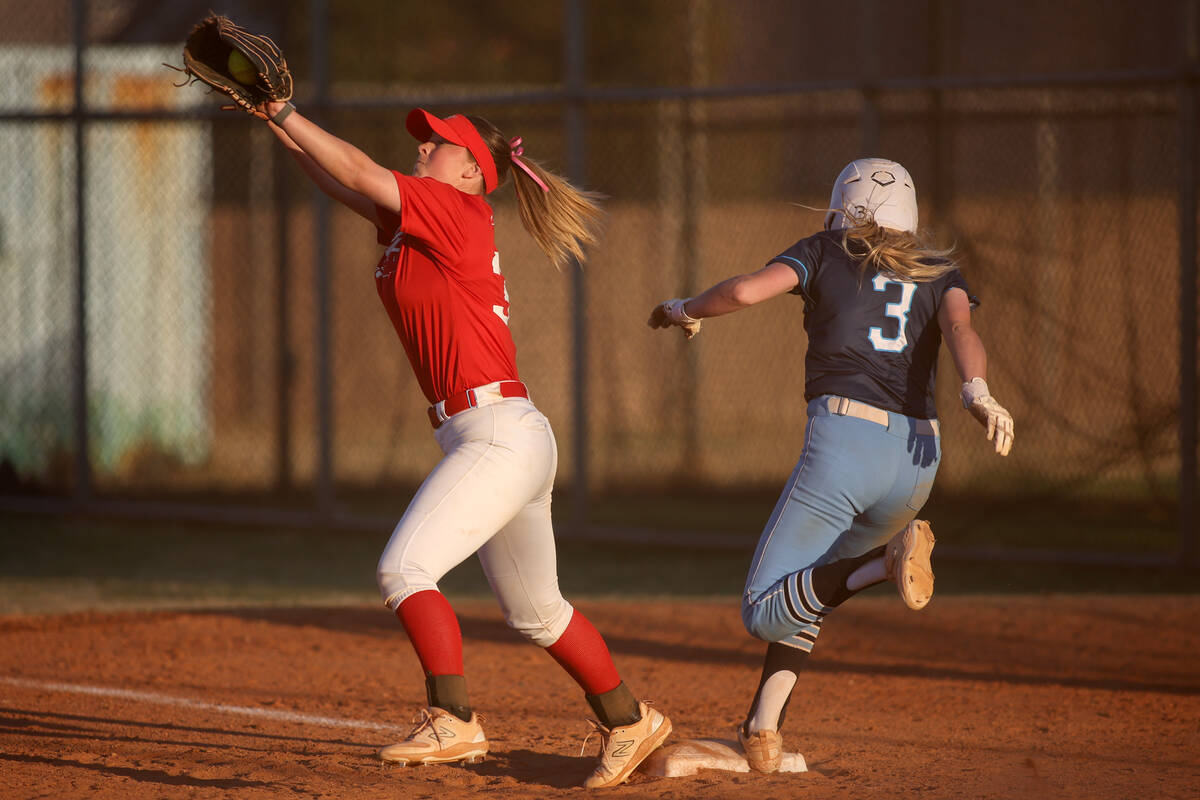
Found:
<box><xmin>508</xmin><ymin>137</ymin><xmax>550</xmax><ymax>193</ymax></box>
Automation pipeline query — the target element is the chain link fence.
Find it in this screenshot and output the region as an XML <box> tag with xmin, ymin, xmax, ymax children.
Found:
<box><xmin>1</xmin><ymin>0</ymin><xmax>1196</xmax><ymax>565</ymax></box>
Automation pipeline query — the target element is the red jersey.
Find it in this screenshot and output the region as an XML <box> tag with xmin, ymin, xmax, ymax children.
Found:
<box><xmin>374</xmin><ymin>171</ymin><xmax>519</xmax><ymax>405</ymax></box>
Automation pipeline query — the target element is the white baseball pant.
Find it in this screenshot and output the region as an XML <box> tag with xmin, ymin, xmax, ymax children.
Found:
<box><xmin>376</xmin><ymin>397</ymin><xmax>574</xmax><ymax>647</ymax></box>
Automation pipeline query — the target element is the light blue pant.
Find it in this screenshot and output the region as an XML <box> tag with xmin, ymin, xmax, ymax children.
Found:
<box><xmin>742</xmin><ymin>396</ymin><xmax>940</xmax><ymax>648</ymax></box>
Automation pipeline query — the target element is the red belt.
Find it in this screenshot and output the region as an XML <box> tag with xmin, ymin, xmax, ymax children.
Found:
<box><xmin>428</xmin><ymin>380</ymin><xmax>529</xmax><ymax>429</ymax></box>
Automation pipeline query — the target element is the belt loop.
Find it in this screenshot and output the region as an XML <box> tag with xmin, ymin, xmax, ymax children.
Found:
<box><xmin>428</xmin><ymin>381</ymin><xmax>529</xmax><ymax>430</ymax></box>
<box><xmin>834</xmin><ymin>396</ymin><xmax>849</xmax><ymax>416</ymax></box>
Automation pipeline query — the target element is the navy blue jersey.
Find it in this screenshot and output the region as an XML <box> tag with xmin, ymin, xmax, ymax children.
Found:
<box><xmin>772</xmin><ymin>229</ymin><xmax>975</xmax><ymax>420</ymax></box>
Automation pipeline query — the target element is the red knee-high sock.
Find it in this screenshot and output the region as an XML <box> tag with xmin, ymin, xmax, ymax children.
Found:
<box><xmin>544</xmin><ymin>610</ymin><xmax>621</xmax><ymax>695</ymax></box>
<box><xmin>395</xmin><ymin>590</ymin><xmax>463</xmax><ymax>676</ymax></box>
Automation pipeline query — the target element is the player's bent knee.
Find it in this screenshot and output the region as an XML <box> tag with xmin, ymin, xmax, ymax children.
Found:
<box><xmin>741</xmin><ymin>604</ymin><xmax>791</xmax><ymax>643</ymax></box>
<box><xmin>504</xmin><ymin>598</ymin><xmax>573</xmax><ymax>647</ymax></box>
<box><xmin>376</xmin><ymin>565</ymin><xmax>439</xmax><ymax>611</ymax></box>
<box><xmin>744</xmin><ymin>617</ymin><xmax>786</xmax><ymax>643</ymax></box>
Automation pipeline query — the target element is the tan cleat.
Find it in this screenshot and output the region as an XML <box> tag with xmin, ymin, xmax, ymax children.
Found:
<box><xmin>738</xmin><ymin>724</ymin><xmax>783</xmax><ymax>773</ymax></box>
<box><xmin>581</xmin><ymin>701</ymin><xmax>672</xmax><ymax>788</ymax></box>
<box><xmin>378</xmin><ymin>707</ymin><xmax>488</xmax><ymax>765</ymax></box>
<box><xmin>886</xmin><ymin>520</ymin><xmax>936</xmax><ymax>610</ymax></box>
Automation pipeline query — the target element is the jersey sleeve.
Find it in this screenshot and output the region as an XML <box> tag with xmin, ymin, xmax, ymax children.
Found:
<box><xmin>769</xmin><ymin>235</ymin><xmax>822</xmax><ymax>305</ymax></box>
<box><xmin>940</xmin><ymin>267</ymin><xmax>980</xmax><ymax>309</ymax></box>
<box><xmin>374</xmin><ymin>171</ymin><xmax>470</xmax><ymax>262</ymax></box>
<box><xmin>375</xmin><ymin>204</ymin><xmax>402</xmax><ymax>245</ymax></box>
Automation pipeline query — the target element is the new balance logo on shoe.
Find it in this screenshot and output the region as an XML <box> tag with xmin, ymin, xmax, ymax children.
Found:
<box><xmin>611</xmin><ymin>739</ymin><xmax>634</xmax><ymax>758</ymax></box>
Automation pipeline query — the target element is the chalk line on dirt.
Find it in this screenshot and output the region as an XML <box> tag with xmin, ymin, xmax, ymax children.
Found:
<box><xmin>0</xmin><ymin>676</ymin><xmax>402</xmax><ymax>732</ymax></box>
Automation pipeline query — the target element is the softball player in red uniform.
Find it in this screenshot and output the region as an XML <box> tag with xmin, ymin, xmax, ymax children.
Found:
<box><xmin>649</xmin><ymin>158</ymin><xmax>1013</xmax><ymax>772</ymax></box>
<box><xmin>257</xmin><ymin>100</ymin><xmax>670</xmax><ymax>787</ymax></box>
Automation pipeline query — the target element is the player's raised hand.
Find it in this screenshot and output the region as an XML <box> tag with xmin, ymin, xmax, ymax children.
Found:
<box><xmin>648</xmin><ymin>298</ymin><xmax>702</xmax><ymax>339</ymax></box>
<box><xmin>960</xmin><ymin>378</ymin><xmax>1013</xmax><ymax>456</ymax></box>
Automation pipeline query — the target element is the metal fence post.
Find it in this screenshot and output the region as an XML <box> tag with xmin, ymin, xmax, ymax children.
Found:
<box><xmin>680</xmin><ymin>1</ymin><xmax>708</xmax><ymax>477</ymax></box>
<box><xmin>310</xmin><ymin>0</ymin><xmax>335</xmax><ymax>518</ymax></box>
<box><xmin>565</xmin><ymin>0</ymin><xmax>589</xmax><ymax>528</ymax></box>
<box><xmin>270</xmin><ymin>3</ymin><xmax>293</xmax><ymax>495</ymax></box>
<box><xmin>1180</xmin><ymin>0</ymin><xmax>1199</xmax><ymax>567</ymax></box>
<box><xmin>273</xmin><ymin>127</ymin><xmax>293</xmax><ymax>494</ymax></box>
<box><xmin>928</xmin><ymin>0</ymin><xmax>947</xmax><ymax>223</ymax></box>
<box><xmin>859</xmin><ymin>0</ymin><xmax>880</xmax><ymax>155</ymax></box>
<box><xmin>71</xmin><ymin>0</ymin><xmax>91</xmax><ymax>505</ymax></box>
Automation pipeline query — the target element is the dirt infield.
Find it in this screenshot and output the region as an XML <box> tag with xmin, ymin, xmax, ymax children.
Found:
<box><xmin>1</xmin><ymin>595</ymin><xmax>1197</xmax><ymax>799</ymax></box>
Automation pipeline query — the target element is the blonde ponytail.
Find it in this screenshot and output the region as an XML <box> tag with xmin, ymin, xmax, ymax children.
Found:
<box><xmin>836</xmin><ymin>211</ymin><xmax>957</xmax><ymax>282</ymax></box>
<box><xmin>509</xmin><ymin>156</ymin><xmax>604</xmax><ymax>270</ymax></box>
<box><xmin>466</xmin><ymin>115</ymin><xmax>604</xmax><ymax>270</ymax></box>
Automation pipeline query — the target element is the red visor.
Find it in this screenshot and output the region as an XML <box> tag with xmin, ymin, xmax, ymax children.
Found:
<box><xmin>406</xmin><ymin>108</ymin><xmax>498</xmax><ymax>194</ymax></box>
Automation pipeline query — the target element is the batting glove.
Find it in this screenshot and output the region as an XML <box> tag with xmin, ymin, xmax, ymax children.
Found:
<box><xmin>647</xmin><ymin>298</ymin><xmax>702</xmax><ymax>339</ymax></box>
<box><xmin>960</xmin><ymin>377</ymin><xmax>1014</xmax><ymax>456</ymax></box>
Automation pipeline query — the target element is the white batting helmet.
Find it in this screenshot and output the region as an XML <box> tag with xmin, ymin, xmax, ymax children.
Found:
<box><xmin>824</xmin><ymin>158</ymin><xmax>918</xmax><ymax>233</ymax></box>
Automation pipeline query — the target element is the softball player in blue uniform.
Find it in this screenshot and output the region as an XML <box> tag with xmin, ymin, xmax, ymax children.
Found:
<box><xmin>649</xmin><ymin>158</ymin><xmax>1013</xmax><ymax>772</ymax></box>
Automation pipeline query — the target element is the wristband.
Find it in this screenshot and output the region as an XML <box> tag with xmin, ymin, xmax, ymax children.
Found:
<box><xmin>667</xmin><ymin>298</ymin><xmax>699</xmax><ymax>325</ymax></box>
<box><xmin>960</xmin><ymin>377</ymin><xmax>989</xmax><ymax>408</ymax></box>
<box><xmin>270</xmin><ymin>102</ymin><xmax>295</xmax><ymax>126</ymax></box>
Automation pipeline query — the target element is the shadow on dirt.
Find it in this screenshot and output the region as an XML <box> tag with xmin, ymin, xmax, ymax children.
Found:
<box><xmin>472</xmin><ymin>748</ymin><xmax>591</xmax><ymax>789</ymax></box>
<box><xmin>172</xmin><ymin>606</ymin><xmax>1200</xmax><ymax>697</ymax></box>
<box><xmin>0</xmin><ymin>705</ymin><xmax>382</xmax><ymax>749</ymax></box>
<box><xmin>0</xmin><ymin>751</ymin><xmax>275</xmax><ymax>789</ymax></box>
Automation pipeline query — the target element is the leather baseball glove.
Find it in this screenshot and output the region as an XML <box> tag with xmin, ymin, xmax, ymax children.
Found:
<box><xmin>175</xmin><ymin>15</ymin><xmax>292</xmax><ymax>115</ymax></box>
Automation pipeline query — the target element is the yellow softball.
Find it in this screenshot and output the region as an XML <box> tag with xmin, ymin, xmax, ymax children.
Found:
<box><xmin>226</xmin><ymin>50</ymin><xmax>257</xmax><ymax>85</ymax></box>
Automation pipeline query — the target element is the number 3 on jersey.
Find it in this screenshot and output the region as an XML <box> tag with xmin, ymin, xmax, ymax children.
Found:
<box><xmin>868</xmin><ymin>274</ymin><xmax>916</xmax><ymax>352</ymax></box>
<box><xmin>492</xmin><ymin>251</ymin><xmax>510</xmax><ymax>325</ymax></box>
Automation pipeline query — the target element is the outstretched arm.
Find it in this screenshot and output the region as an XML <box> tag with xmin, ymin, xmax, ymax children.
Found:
<box><xmin>262</xmin><ymin>100</ymin><xmax>400</xmax><ymax>213</ymax></box>
<box><xmin>939</xmin><ymin>288</ymin><xmax>1014</xmax><ymax>456</ymax></box>
<box><xmin>939</xmin><ymin>288</ymin><xmax>987</xmax><ymax>382</ymax></box>
<box><xmin>265</xmin><ymin>119</ymin><xmax>380</xmax><ymax>224</ymax></box>
<box><xmin>685</xmin><ymin>261</ymin><xmax>800</xmax><ymax>318</ymax></box>
<box><xmin>648</xmin><ymin>261</ymin><xmax>799</xmax><ymax>338</ymax></box>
